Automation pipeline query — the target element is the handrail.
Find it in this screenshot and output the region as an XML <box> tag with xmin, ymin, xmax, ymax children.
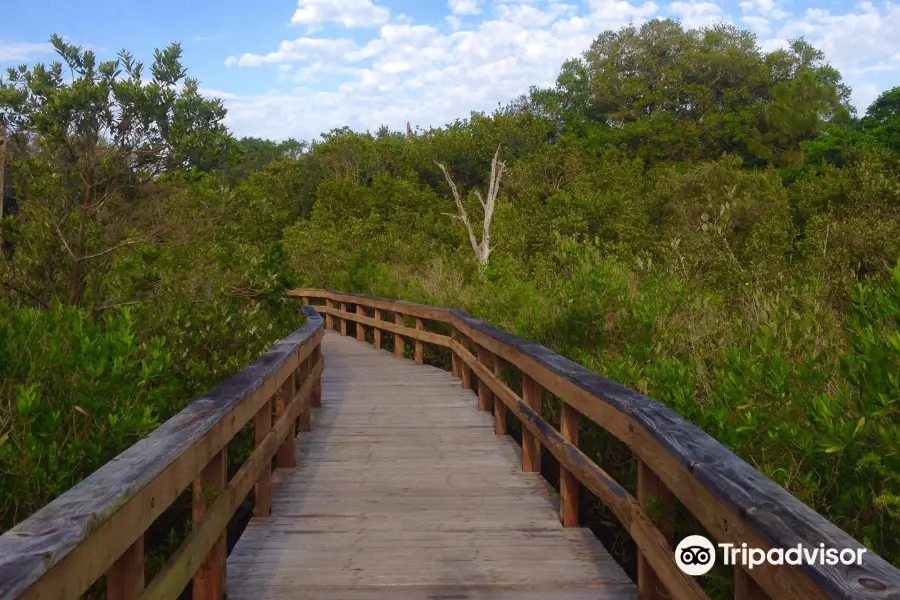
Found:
<box><xmin>296</xmin><ymin>289</ymin><xmax>900</xmax><ymax>600</ymax></box>
<box><xmin>0</xmin><ymin>306</ymin><xmax>325</xmax><ymax>600</ymax></box>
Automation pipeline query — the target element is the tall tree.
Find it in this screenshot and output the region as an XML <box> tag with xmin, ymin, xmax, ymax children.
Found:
<box><xmin>0</xmin><ymin>35</ymin><xmax>230</xmax><ymax>305</ymax></box>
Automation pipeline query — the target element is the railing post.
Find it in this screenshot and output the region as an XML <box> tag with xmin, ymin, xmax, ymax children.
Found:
<box><xmin>340</xmin><ymin>303</ymin><xmax>348</xmax><ymax>336</ymax></box>
<box><xmin>311</xmin><ymin>344</ymin><xmax>322</xmax><ymax>408</ymax></box>
<box><xmin>451</xmin><ymin>329</ymin><xmax>460</xmax><ymax>378</ymax></box>
<box><xmin>107</xmin><ymin>535</ymin><xmax>144</xmax><ymax>600</ymax></box>
<box><xmin>735</xmin><ymin>567</ymin><xmax>770</xmax><ymax>600</ymax></box>
<box><xmin>298</xmin><ymin>356</ymin><xmax>311</xmax><ymax>433</ymax></box>
<box><xmin>275</xmin><ymin>371</ymin><xmax>297</xmax><ymax>468</ymax></box>
<box><xmin>560</xmin><ymin>404</ymin><xmax>579</xmax><ymax>527</ymax></box>
<box><xmin>476</xmin><ymin>346</ymin><xmax>493</xmax><ymax>412</ymax></box>
<box><xmin>637</xmin><ymin>459</ymin><xmax>676</xmax><ymax>600</ymax></box>
<box><xmin>459</xmin><ymin>335</ymin><xmax>472</xmax><ymax>390</ymax></box>
<box><xmin>374</xmin><ymin>309</ymin><xmax>382</xmax><ymax>349</ymax></box>
<box><xmin>415</xmin><ymin>317</ymin><xmax>424</xmax><ymax>364</ymax></box>
<box><xmin>253</xmin><ymin>398</ymin><xmax>272</xmax><ymax>517</ymax></box>
<box><xmin>193</xmin><ymin>448</ymin><xmax>226</xmax><ymax>600</ymax></box>
<box><xmin>356</xmin><ymin>304</ymin><xmax>366</xmax><ymax>342</ymax></box>
<box><xmin>325</xmin><ymin>299</ymin><xmax>334</xmax><ymax>330</ymax></box>
<box><xmin>394</xmin><ymin>312</ymin><xmax>405</xmax><ymax>357</ymax></box>
<box><xmin>493</xmin><ymin>354</ymin><xmax>507</xmax><ymax>435</ymax></box>
<box><xmin>521</xmin><ymin>374</ymin><xmax>541</xmax><ymax>472</ymax></box>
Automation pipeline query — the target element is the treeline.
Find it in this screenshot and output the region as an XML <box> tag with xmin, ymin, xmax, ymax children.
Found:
<box><xmin>0</xmin><ymin>17</ymin><xmax>898</xmax><ymax>593</ymax></box>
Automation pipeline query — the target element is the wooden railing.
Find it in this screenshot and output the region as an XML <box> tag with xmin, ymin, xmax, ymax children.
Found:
<box><xmin>293</xmin><ymin>289</ymin><xmax>900</xmax><ymax>600</ymax></box>
<box><xmin>0</xmin><ymin>306</ymin><xmax>325</xmax><ymax>600</ymax></box>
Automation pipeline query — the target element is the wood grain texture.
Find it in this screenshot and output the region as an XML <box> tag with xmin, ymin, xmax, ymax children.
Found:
<box><xmin>449</xmin><ymin>310</ymin><xmax>900</xmax><ymax>600</ymax></box>
<box><xmin>736</xmin><ymin>566</ymin><xmax>770</xmax><ymax>600</ymax></box>
<box><xmin>226</xmin><ymin>332</ymin><xmax>636</xmax><ymax>600</ymax></box>
<box><xmin>193</xmin><ymin>449</ymin><xmax>227</xmax><ymax>600</ymax></box>
<box><xmin>560</xmin><ymin>404</ymin><xmax>579</xmax><ymax>528</ymax></box>
<box><xmin>275</xmin><ymin>372</ymin><xmax>297</xmax><ymax>468</ymax></box>
<box><xmin>107</xmin><ymin>536</ymin><xmax>144</xmax><ymax>600</ymax></box>
<box><xmin>0</xmin><ymin>308</ymin><xmax>324</xmax><ymax>600</ymax></box>
<box><xmin>355</xmin><ymin>305</ymin><xmax>366</xmax><ymax>342</ymax></box>
<box><xmin>394</xmin><ymin>312</ymin><xmax>405</xmax><ymax>357</ymax></box>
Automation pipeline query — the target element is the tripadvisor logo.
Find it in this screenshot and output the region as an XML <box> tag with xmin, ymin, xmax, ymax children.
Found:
<box><xmin>675</xmin><ymin>535</ymin><xmax>868</xmax><ymax>576</ymax></box>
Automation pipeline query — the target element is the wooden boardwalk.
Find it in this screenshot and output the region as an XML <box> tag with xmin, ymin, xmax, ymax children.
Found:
<box><xmin>227</xmin><ymin>331</ymin><xmax>637</xmax><ymax>599</ymax></box>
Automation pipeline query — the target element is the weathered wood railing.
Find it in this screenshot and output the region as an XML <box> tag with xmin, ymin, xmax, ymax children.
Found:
<box><xmin>0</xmin><ymin>307</ymin><xmax>325</xmax><ymax>600</ymax></box>
<box><xmin>292</xmin><ymin>289</ymin><xmax>900</xmax><ymax>600</ymax></box>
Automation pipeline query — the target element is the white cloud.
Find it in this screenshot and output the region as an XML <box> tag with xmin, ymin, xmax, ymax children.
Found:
<box><xmin>290</xmin><ymin>0</ymin><xmax>390</xmax><ymax>28</ymax></box>
<box><xmin>669</xmin><ymin>1</ymin><xmax>727</xmax><ymax>28</ymax></box>
<box><xmin>0</xmin><ymin>41</ymin><xmax>53</xmax><ymax>63</ymax></box>
<box><xmin>225</xmin><ymin>37</ymin><xmax>358</xmax><ymax>67</ymax></box>
<box><xmin>215</xmin><ymin>0</ymin><xmax>900</xmax><ymax>139</ymax></box>
<box><xmin>449</xmin><ymin>0</ymin><xmax>480</xmax><ymax>16</ymax></box>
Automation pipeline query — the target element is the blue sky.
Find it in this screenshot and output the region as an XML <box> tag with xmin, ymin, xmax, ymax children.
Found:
<box><xmin>2</xmin><ymin>0</ymin><xmax>899</xmax><ymax>140</ymax></box>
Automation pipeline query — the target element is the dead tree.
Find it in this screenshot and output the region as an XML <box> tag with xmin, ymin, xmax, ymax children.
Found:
<box><xmin>0</xmin><ymin>122</ymin><xmax>5</xmax><ymax>220</ymax></box>
<box><xmin>435</xmin><ymin>144</ymin><xmax>506</xmax><ymax>268</ymax></box>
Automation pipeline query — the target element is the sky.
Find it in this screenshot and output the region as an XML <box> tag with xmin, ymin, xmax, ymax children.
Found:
<box><xmin>2</xmin><ymin>0</ymin><xmax>899</xmax><ymax>141</ymax></box>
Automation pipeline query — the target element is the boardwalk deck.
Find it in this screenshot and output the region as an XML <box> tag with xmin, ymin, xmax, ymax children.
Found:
<box><xmin>227</xmin><ymin>331</ymin><xmax>637</xmax><ymax>599</ymax></box>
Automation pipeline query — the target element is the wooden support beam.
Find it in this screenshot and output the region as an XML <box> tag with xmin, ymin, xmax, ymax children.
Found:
<box><xmin>493</xmin><ymin>354</ymin><xmax>507</xmax><ymax>435</ymax></box>
<box><xmin>373</xmin><ymin>309</ymin><xmax>382</xmax><ymax>349</ymax></box>
<box><xmin>192</xmin><ymin>449</ymin><xmax>226</xmax><ymax>600</ymax></box>
<box><xmin>298</xmin><ymin>358</ymin><xmax>311</xmax><ymax>433</ymax></box>
<box><xmin>340</xmin><ymin>303</ymin><xmax>348</xmax><ymax>336</ymax></box>
<box><xmin>638</xmin><ymin>459</ymin><xmax>676</xmax><ymax>600</ymax></box>
<box><xmin>521</xmin><ymin>374</ymin><xmax>541</xmax><ymax>473</ymax></box>
<box><xmin>476</xmin><ymin>346</ymin><xmax>494</xmax><ymax>412</ymax></box>
<box><xmin>735</xmin><ymin>567</ymin><xmax>770</xmax><ymax>600</ymax></box>
<box><xmin>253</xmin><ymin>398</ymin><xmax>272</xmax><ymax>518</ymax></box>
<box><xmin>415</xmin><ymin>318</ymin><xmax>424</xmax><ymax>364</ymax></box>
<box><xmin>394</xmin><ymin>313</ymin><xmax>405</xmax><ymax>357</ymax></box>
<box><xmin>275</xmin><ymin>371</ymin><xmax>297</xmax><ymax>468</ymax></box>
<box><xmin>302</xmin><ymin>295</ymin><xmax>310</xmax><ymax>305</ymax></box>
<box><xmin>560</xmin><ymin>403</ymin><xmax>579</xmax><ymax>527</ymax></box>
<box><xmin>451</xmin><ymin>330</ymin><xmax>460</xmax><ymax>378</ymax></box>
<box><xmin>106</xmin><ymin>535</ymin><xmax>144</xmax><ymax>600</ymax></box>
<box><xmin>311</xmin><ymin>345</ymin><xmax>322</xmax><ymax>409</ymax></box>
<box><xmin>356</xmin><ymin>305</ymin><xmax>366</xmax><ymax>342</ymax></box>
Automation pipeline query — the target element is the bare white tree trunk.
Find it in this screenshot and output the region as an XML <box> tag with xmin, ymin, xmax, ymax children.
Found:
<box><xmin>435</xmin><ymin>144</ymin><xmax>506</xmax><ymax>268</ymax></box>
<box><xmin>0</xmin><ymin>123</ymin><xmax>6</xmax><ymax>220</ymax></box>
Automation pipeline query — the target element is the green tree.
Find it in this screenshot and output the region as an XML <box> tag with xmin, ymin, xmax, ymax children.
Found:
<box><xmin>0</xmin><ymin>35</ymin><xmax>230</xmax><ymax>305</ymax></box>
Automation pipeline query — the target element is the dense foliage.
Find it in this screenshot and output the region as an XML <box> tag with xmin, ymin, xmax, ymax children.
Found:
<box><xmin>1</xmin><ymin>17</ymin><xmax>898</xmax><ymax>595</ymax></box>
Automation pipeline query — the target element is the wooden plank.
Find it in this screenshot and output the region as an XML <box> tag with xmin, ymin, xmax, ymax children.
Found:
<box><xmin>253</xmin><ymin>399</ymin><xmax>272</xmax><ymax>518</ymax></box>
<box><xmin>107</xmin><ymin>536</ymin><xmax>144</xmax><ymax>600</ymax></box>
<box><xmin>521</xmin><ymin>374</ymin><xmax>541</xmax><ymax>473</ymax></box>
<box><xmin>0</xmin><ymin>310</ymin><xmax>324</xmax><ymax>600</ymax></box>
<box><xmin>298</xmin><ymin>357</ymin><xmax>311</xmax><ymax>433</ymax></box>
<box><xmin>449</xmin><ymin>310</ymin><xmax>900</xmax><ymax>600</ymax></box>
<box><xmin>477</xmin><ymin>346</ymin><xmax>494</xmax><ymax>412</ymax></box>
<box><xmin>275</xmin><ymin>371</ymin><xmax>297</xmax><ymax>468</ymax></box>
<box><xmin>340</xmin><ymin>303</ymin><xmax>348</xmax><ymax>336</ymax></box>
<box><xmin>373</xmin><ymin>309</ymin><xmax>382</xmax><ymax>350</ymax></box>
<box><xmin>394</xmin><ymin>313</ymin><xmax>405</xmax><ymax>357</ymax></box>
<box><xmin>193</xmin><ymin>449</ymin><xmax>227</xmax><ymax>600</ymax></box>
<box><xmin>226</xmin><ymin>332</ymin><xmax>635</xmax><ymax>600</ymax></box>
<box><xmin>415</xmin><ymin>317</ymin><xmax>424</xmax><ymax>364</ymax></box>
<box><xmin>560</xmin><ymin>404</ymin><xmax>579</xmax><ymax>527</ymax></box>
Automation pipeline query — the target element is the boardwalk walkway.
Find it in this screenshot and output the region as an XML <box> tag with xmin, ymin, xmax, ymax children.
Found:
<box><xmin>227</xmin><ymin>331</ymin><xmax>636</xmax><ymax>599</ymax></box>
